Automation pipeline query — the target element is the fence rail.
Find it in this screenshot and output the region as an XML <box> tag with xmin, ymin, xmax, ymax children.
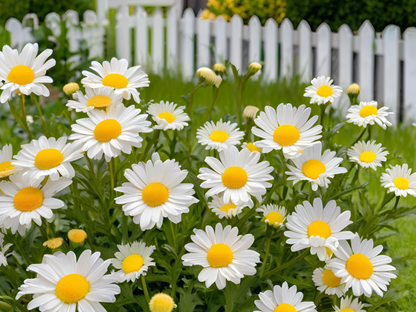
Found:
<box><xmin>4</xmin><ymin>4</ymin><xmax>416</xmax><ymax>123</ymax></box>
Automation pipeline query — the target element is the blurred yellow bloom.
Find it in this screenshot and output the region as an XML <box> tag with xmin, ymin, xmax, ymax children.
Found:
<box><xmin>43</xmin><ymin>238</ymin><xmax>64</xmax><ymax>249</ymax></box>
<box><xmin>63</xmin><ymin>82</ymin><xmax>80</xmax><ymax>96</ymax></box>
<box><xmin>68</xmin><ymin>229</ymin><xmax>88</xmax><ymax>243</ymax></box>
<box><xmin>149</xmin><ymin>293</ymin><xmax>176</xmax><ymax>312</ymax></box>
<box><xmin>213</xmin><ymin>63</ymin><xmax>226</xmax><ymax>75</ymax></box>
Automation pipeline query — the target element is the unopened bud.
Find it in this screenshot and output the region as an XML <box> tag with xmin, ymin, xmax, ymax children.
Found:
<box><xmin>63</xmin><ymin>82</ymin><xmax>80</xmax><ymax>96</ymax></box>
<box><xmin>347</xmin><ymin>83</ymin><xmax>360</xmax><ymax>105</ymax></box>
<box><xmin>213</xmin><ymin>63</ymin><xmax>226</xmax><ymax>76</ymax></box>
<box><xmin>243</xmin><ymin>106</ymin><xmax>259</xmax><ymax>119</ymax></box>
<box><xmin>247</xmin><ymin>62</ymin><xmax>262</xmax><ymax>78</ymax></box>
<box><xmin>197</xmin><ymin>67</ymin><xmax>222</xmax><ymax>88</ymax></box>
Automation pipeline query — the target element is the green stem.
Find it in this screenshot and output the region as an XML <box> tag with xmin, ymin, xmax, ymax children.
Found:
<box><xmin>262</xmin><ymin>249</ymin><xmax>309</xmax><ymax>280</ymax></box>
<box><xmin>20</xmin><ymin>94</ymin><xmax>34</xmax><ymax>139</ymax></box>
<box><xmin>259</xmin><ymin>233</ymin><xmax>272</xmax><ymax>279</ymax></box>
<box><xmin>207</xmin><ymin>86</ymin><xmax>220</xmax><ymax>119</ymax></box>
<box><xmin>188</xmin><ymin>83</ymin><xmax>201</xmax><ymax>121</ymax></box>
<box><xmin>393</xmin><ymin>196</ymin><xmax>400</xmax><ymax>211</ymax></box>
<box><xmin>141</xmin><ymin>130</ymin><xmax>160</xmax><ymax>161</ymax></box>
<box><xmin>32</xmin><ymin>94</ymin><xmax>49</xmax><ymax>137</ymax></box>
<box><xmin>170</xmin><ymin>221</ymin><xmax>177</xmax><ymax>252</ymax></box>
<box><xmin>141</xmin><ymin>275</ymin><xmax>150</xmax><ymax>302</ymax></box>
<box><xmin>351</xmin><ymin>126</ymin><xmax>367</xmax><ymax>146</ymax></box>
<box><xmin>236</xmin><ymin>202</ymin><xmax>259</xmax><ymax>228</ymax></box>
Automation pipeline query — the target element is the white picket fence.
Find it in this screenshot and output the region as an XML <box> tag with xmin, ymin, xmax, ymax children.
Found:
<box><xmin>4</xmin><ymin>5</ymin><xmax>416</xmax><ymax>123</ymax></box>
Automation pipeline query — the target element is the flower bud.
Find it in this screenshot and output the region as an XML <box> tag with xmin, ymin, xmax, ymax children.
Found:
<box><xmin>68</xmin><ymin>229</ymin><xmax>87</xmax><ymax>243</ymax></box>
<box><xmin>247</xmin><ymin>62</ymin><xmax>262</xmax><ymax>78</ymax></box>
<box><xmin>149</xmin><ymin>293</ymin><xmax>177</xmax><ymax>312</ymax></box>
<box><xmin>43</xmin><ymin>237</ymin><xmax>64</xmax><ymax>249</ymax></box>
<box><xmin>213</xmin><ymin>63</ymin><xmax>226</xmax><ymax>76</ymax></box>
<box><xmin>347</xmin><ymin>83</ymin><xmax>360</xmax><ymax>105</ymax></box>
<box><xmin>197</xmin><ymin>67</ymin><xmax>222</xmax><ymax>88</ymax></box>
<box><xmin>63</xmin><ymin>82</ymin><xmax>80</xmax><ymax>96</ymax></box>
<box><xmin>243</xmin><ymin>106</ymin><xmax>259</xmax><ymax>120</ymax></box>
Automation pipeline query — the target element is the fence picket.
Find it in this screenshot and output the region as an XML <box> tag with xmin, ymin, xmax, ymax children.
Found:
<box><xmin>358</xmin><ymin>20</ymin><xmax>375</xmax><ymax>102</ymax></box>
<box><xmin>248</xmin><ymin>15</ymin><xmax>261</xmax><ymax>64</ymax></box>
<box><xmin>196</xmin><ymin>11</ymin><xmax>211</xmax><ymax>68</ymax></box>
<box><xmin>263</xmin><ymin>18</ymin><xmax>278</xmax><ymax>83</ymax></box>
<box><xmin>214</xmin><ymin>16</ymin><xmax>227</xmax><ymax>64</ymax></box>
<box><xmin>135</xmin><ymin>6</ymin><xmax>149</xmax><ymax>68</ymax></box>
<box><xmin>181</xmin><ymin>8</ymin><xmax>195</xmax><ymax>80</ymax></box>
<box><xmin>338</xmin><ymin>24</ymin><xmax>353</xmax><ymax>113</ymax></box>
<box><xmin>152</xmin><ymin>7</ymin><xmax>164</xmax><ymax>75</ymax></box>
<box><xmin>298</xmin><ymin>20</ymin><xmax>312</xmax><ymax>83</ymax></box>
<box><xmin>167</xmin><ymin>6</ymin><xmax>178</xmax><ymax>72</ymax></box>
<box><xmin>115</xmin><ymin>5</ymin><xmax>131</xmax><ymax>63</ymax></box>
<box><xmin>230</xmin><ymin>14</ymin><xmax>243</xmax><ymax>71</ymax></box>
<box><xmin>404</xmin><ymin>28</ymin><xmax>416</xmax><ymax>122</ymax></box>
<box><xmin>280</xmin><ymin>18</ymin><xmax>293</xmax><ymax>80</ymax></box>
<box><xmin>316</xmin><ymin>23</ymin><xmax>331</xmax><ymax>77</ymax></box>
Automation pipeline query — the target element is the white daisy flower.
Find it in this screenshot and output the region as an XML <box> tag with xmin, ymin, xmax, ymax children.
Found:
<box><xmin>81</xmin><ymin>57</ymin><xmax>149</xmax><ymax>103</ymax></box>
<box><xmin>196</xmin><ymin>120</ymin><xmax>244</xmax><ymax>152</ymax></box>
<box><xmin>254</xmin><ymin>281</ymin><xmax>317</xmax><ymax>312</ymax></box>
<box><xmin>181</xmin><ymin>223</ymin><xmax>260</xmax><ymax>290</ymax></box>
<box><xmin>16</xmin><ymin>250</ymin><xmax>120</xmax><ymax>311</ymax></box>
<box><xmin>12</xmin><ymin>136</ymin><xmax>82</xmax><ymax>182</ymax></box>
<box><xmin>208</xmin><ymin>195</ymin><xmax>253</xmax><ymax>219</ymax></box>
<box><xmin>346</xmin><ymin>101</ymin><xmax>393</xmax><ymax>130</ymax></box>
<box><xmin>284</xmin><ymin>198</ymin><xmax>355</xmax><ymax>261</ymax></box>
<box><xmin>111</xmin><ymin>241</ymin><xmax>156</xmax><ymax>283</ymax></box>
<box><xmin>312</xmin><ymin>267</ymin><xmax>346</xmax><ymax>297</ymax></box>
<box><xmin>303</xmin><ymin>76</ymin><xmax>343</xmax><ymax>105</ymax></box>
<box><xmin>0</xmin><ymin>232</ymin><xmax>12</xmax><ymax>267</ymax></box>
<box><xmin>334</xmin><ymin>296</ymin><xmax>365</xmax><ymax>312</ymax></box>
<box><xmin>380</xmin><ymin>164</ymin><xmax>416</xmax><ymax>197</ymax></box>
<box><xmin>252</xmin><ymin>104</ymin><xmax>322</xmax><ymax>158</ymax></box>
<box><xmin>148</xmin><ymin>101</ymin><xmax>190</xmax><ymax>131</ymax></box>
<box><xmin>0</xmin><ymin>172</ymin><xmax>72</xmax><ymax>235</ymax></box>
<box><xmin>0</xmin><ymin>43</ymin><xmax>56</xmax><ymax>103</ymax></box>
<box><xmin>69</xmin><ymin>104</ymin><xmax>152</xmax><ymax>162</ymax></box>
<box><xmin>242</xmin><ymin>142</ymin><xmax>262</xmax><ymax>153</ymax></box>
<box><xmin>115</xmin><ymin>153</ymin><xmax>198</xmax><ymax>231</ymax></box>
<box><xmin>347</xmin><ymin>140</ymin><xmax>388</xmax><ymax>170</ymax></box>
<box><xmin>328</xmin><ymin>234</ymin><xmax>396</xmax><ymax>297</ymax></box>
<box><xmin>66</xmin><ymin>87</ymin><xmax>123</xmax><ymax>113</ymax></box>
<box><xmin>286</xmin><ymin>142</ymin><xmax>347</xmax><ymax>191</ymax></box>
<box><xmin>256</xmin><ymin>204</ymin><xmax>286</xmax><ymax>228</ymax></box>
<box><xmin>198</xmin><ymin>146</ymin><xmax>273</xmax><ymax>204</ymax></box>
<box><xmin>0</xmin><ymin>144</ymin><xmax>18</xmax><ymax>178</ymax></box>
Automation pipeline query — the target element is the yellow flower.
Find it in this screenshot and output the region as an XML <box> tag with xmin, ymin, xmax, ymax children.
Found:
<box><xmin>63</xmin><ymin>82</ymin><xmax>80</xmax><ymax>96</ymax></box>
<box><xmin>213</xmin><ymin>63</ymin><xmax>226</xmax><ymax>75</ymax></box>
<box><xmin>197</xmin><ymin>67</ymin><xmax>222</xmax><ymax>88</ymax></box>
<box><xmin>243</xmin><ymin>106</ymin><xmax>259</xmax><ymax>119</ymax></box>
<box><xmin>149</xmin><ymin>293</ymin><xmax>177</xmax><ymax>312</ymax></box>
<box><xmin>200</xmin><ymin>9</ymin><xmax>210</xmax><ymax>20</ymax></box>
<box><xmin>68</xmin><ymin>229</ymin><xmax>88</xmax><ymax>243</ymax></box>
<box><xmin>43</xmin><ymin>238</ymin><xmax>64</xmax><ymax>249</ymax></box>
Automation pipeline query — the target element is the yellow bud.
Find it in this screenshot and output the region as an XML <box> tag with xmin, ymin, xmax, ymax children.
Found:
<box><xmin>68</xmin><ymin>229</ymin><xmax>88</xmax><ymax>243</ymax></box>
<box><xmin>197</xmin><ymin>67</ymin><xmax>222</xmax><ymax>88</ymax></box>
<box><xmin>149</xmin><ymin>293</ymin><xmax>177</xmax><ymax>312</ymax></box>
<box><xmin>63</xmin><ymin>82</ymin><xmax>80</xmax><ymax>96</ymax></box>
<box><xmin>213</xmin><ymin>63</ymin><xmax>226</xmax><ymax>75</ymax></box>
<box><xmin>247</xmin><ymin>62</ymin><xmax>262</xmax><ymax>77</ymax></box>
<box><xmin>243</xmin><ymin>106</ymin><xmax>259</xmax><ymax>119</ymax></box>
<box><xmin>43</xmin><ymin>237</ymin><xmax>64</xmax><ymax>249</ymax></box>
<box><xmin>347</xmin><ymin>83</ymin><xmax>360</xmax><ymax>96</ymax></box>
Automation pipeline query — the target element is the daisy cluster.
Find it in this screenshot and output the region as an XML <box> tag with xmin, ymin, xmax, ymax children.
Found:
<box><xmin>0</xmin><ymin>43</ymin><xmax>409</xmax><ymax>312</ymax></box>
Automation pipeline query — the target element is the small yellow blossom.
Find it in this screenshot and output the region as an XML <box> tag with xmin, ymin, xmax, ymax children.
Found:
<box><xmin>149</xmin><ymin>293</ymin><xmax>177</xmax><ymax>312</ymax></box>
<box><xmin>68</xmin><ymin>229</ymin><xmax>88</xmax><ymax>243</ymax></box>
<box><xmin>43</xmin><ymin>238</ymin><xmax>64</xmax><ymax>249</ymax></box>
<box><xmin>63</xmin><ymin>82</ymin><xmax>80</xmax><ymax>96</ymax></box>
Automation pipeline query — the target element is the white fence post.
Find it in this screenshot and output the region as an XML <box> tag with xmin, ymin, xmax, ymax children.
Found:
<box><xmin>298</xmin><ymin>20</ymin><xmax>312</xmax><ymax>83</ymax></box>
<box><xmin>181</xmin><ymin>8</ymin><xmax>195</xmax><ymax>80</ymax></box>
<box><xmin>263</xmin><ymin>18</ymin><xmax>278</xmax><ymax>83</ymax></box>
<box><xmin>316</xmin><ymin>22</ymin><xmax>331</xmax><ymax>77</ymax></box>
<box><xmin>404</xmin><ymin>28</ymin><xmax>416</xmax><ymax>122</ymax></box>
<box><xmin>196</xmin><ymin>10</ymin><xmax>211</xmax><ymax>68</ymax></box>
<box><xmin>280</xmin><ymin>18</ymin><xmax>294</xmax><ymax>81</ymax></box>
<box><xmin>135</xmin><ymin>6</ymin><xmax>149</xmax><ymax>68</ymax></box>
<box><xmin>248</xmin><ymin>15</ymin><xmax>261</xmax><ymax>64</ymax></box>
<box><xmin>115</xmin><ymin>5</ymin><xmax>131</xmax><ymax>63</ymax></box>
<box><xmin>338</xmin><ymin>24</ymin><xmax>354</xmax><ymax>113</ymax></box>
<box><xmin>358</xmin><ymin>20</ymin><xmax>375</xmax><ymax>102</ymax></box>
<box><xmin>214</xmin><ymin>16</ymin><xmax>227</xmax><ymax>64</ymax></box>
<box><xmin>152</xmin><ymin>7</ymin><xmax>165</xmax><ymax>75</ymax></box>
<box><xmin>230</xmin><ymin>14</ymin><xmax>243</xmax><ymax>71</ymax></box>
<box><xmin>167</xmin><ymin>6</ymin><xmax>178</xmax><ymax>73</ymax></box>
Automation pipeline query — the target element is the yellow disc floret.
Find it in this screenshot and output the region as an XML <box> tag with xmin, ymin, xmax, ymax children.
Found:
<box><xmin>307</xmin><ymin>221</ymin><xmax>331</xmax><ymax>239</ymax></box>
<box><xmin>273</xmin><ymin>303</ymin><xmax>297</xmax><ymax>312</ymax></box>
<box><xmin>222</xmin><ymin>166</ymin><xmax>248</xmax><ymax>189</ymax></box>
<box><xmin>322</xmin><ymin>269</ymin><xmax>342</xmax><ymax>287</ymax></box>
<box><xmin>346</xmin><ymin>253</ymin><xmax>374</xmax><ymax>279</ymax></box>
<box><xmin>207</xmin><ymin>243</ymin><xmax>233</xmax><ymax>268</ymax></box>
<box><xmin>246</xmin><ymin>143</ymin><xmax>260</xmax><ymax>153</ymax></box>
<box><xmin>35</xmin><ymin>148</ymin><xmax>64</xmax><ymax>170</ymax></box>
<box><xmin>7</xmin><ymin>65</ymin><xmax>35</xmax><ymax>85</ymax></box>
<box><xmin>0</xmin><ymin>161</ymin><xmax>15</xmax><ymax>178</ymax></box>
<box><xmin>43</xmin><ymin>238</ymin><xmax>64</xmax><ymax>249</ymax></box>
<box><xmin>14</xmin><ymin>187</ymin><xmax>43</xmax><ymax>212</ymax></box>
<box><xmin>149</xmin><ymin>293</ymin><xmax>176</xmax><ymax>312</ymax></box>
<box><xmin>102</xmin><ymin>73</ymin><xmax>128</xmax><ymax>89</ymax></box>
<box><xmin>94</xmin><ymin>119</ymin><xmax>122</xmax><ymax>142</ymax></box>
<box><xmin>359</xmin><ymin>151</ymin><xmax>376</xmax><ymax>163</ymax></box>
<box><xmin>273</xmin><ymin>125</ymin><xmax>300</xmax><ymax>146</ymax></box>
<box><xmin>265</xmin><ymin>212</ymin><xmax>283</xmax><ymax>225</ymax></box>
<box><xmin>302</xmin><ymin>159</ymin><xmax>326</xmax><ymax>179</ymax></box>
<box><xmin>210</xmin><ymin>130</ymin><xmax>229</xmax><ymax>143</ymax></box>
<box><xmin>158</xmin><ymin>112</ymin><xmax>175</xmax><ymax>123</ymax></box>
<box><xmin>359</xmin><ymin>105</ymin><xmax>378</xmax><ymax>118</ymax></box>
<box><xmin>340</xmin><ymin>309</ymin><xmax>355</xmax><ymax>312</ymax></box>
<box><xmin>316</xmin><ymin>85</ymin><xmax>334</xmax><ymax>98</ymax></box>
<box><xmin>122</xmin><ymin>254</ymin><xmax>144</xmax><ymax>273</ymax></box>
<box><xmin>87</xmin><ymin>95</ymin><xmax>113</xmax><ymax>108</ymax></box>
<box><xmin>220</xmin><ymin>203</ymin><xmax>237</xmax><ymax>213</ymax></box>
<box><xmin>394</xmin><ymin>177</ymin><xmax>409</xmax><ymax>190</ymax></box>
<box><xmin>142</xmin><ymin>182</ymin><xmax>169</xmax><ymax>207</ymax></box>
<box><xmin>68</xmin><ymin>229</ymin><xmax>88</xmax><ymax>243</ymax></box>
<box><xmin>55</xmin><ymin>273</ymin><xmax>90</xmax><ymax>304</ymax></box>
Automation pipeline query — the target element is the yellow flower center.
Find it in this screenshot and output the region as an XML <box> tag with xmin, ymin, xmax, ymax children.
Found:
<box><xmin>55</xmin><ymin>273</ymin><xmax>90</xmax><ymax>304</ymax></box>
<box><xmin>246</xmin><ymin>142</ymin><xmax>260</xmax><ymax>153</ymax></box>
<box><xmin>359</xmin><ymin>151</ymin><xmax>376</xmax><ymax>163</ymax></box>
<box><xmin>87</xmin><ymin>95</ymin><xmax>113</xmax><ymax>108</ymax></box>
<box><xmin>0</xmin><ymin>161</ymin><xmax>15</xmax><ymax>178</ymax></box>
<box><xmin>302</xmin><ymin>159</ymin><xmax>326</xmax><ymax>179</ymax></box>
<box><xmin>43</xmin><ymin>237</ymin><xmax>64</xmax><ymax>249</ymax></box>
<box><xmin>7</xmin><ymin>65</ymin><xmax>35</xmax><ymax>85</ymax></box>
<box><xmin>149</xmin><ymin>293</ymin><xmax>176</xmax><ymax>312</ymax></box>
<box><xmin>273</xmin><ymin>125</ymin><xmax>300</xmax><ymax>146</ymax></box>
<box><xmin>316</xmin><ymin>85</ymin><xmax>334</xmax><ymax>98</ymax></box>
<box><xmin>273</xmin><ymin>303</ymin><xmax>297</xmax><ymax>312</ymax></box>
<box><xmin>326</xmin><ymin>247</ymin><xmax>333</xmax><ymax>258</ymax></box>
<box><xmin>359</xmin><ymin>105</ymin><xmax>378</xmax><ymax>117</ymax></box>
<box><xmin>34</xmin><ymin>148</ymin><xmax>64</xmax><ymax>170</ymax></box>
<box><xmin>219</xmin><ymin>203</ymin><xmax>237</xmax><ymax>213</ymax></box>
<box><xmin>322</xmin><ymin>269</ymin><xmax>342</xmax><ymax>287</ymax></box>
<box><xmin>221</xmin><ymin>166</ymin><xmax>248</xmax><ymax>189</ymax></box>
<box><xmin>142</xmin><ymin>182</ymin><xmax>169</xmax><ymax>207</ymax></box>
<box><xmin>102</xmin><ymin>73</ymin><xmax>129</xmax><ymax>89</ymax></box>
<box><xmin>210</xmin><ymin>130</ymin><xmax>229</xmax><ymax>143</ymax></box>
<box><xmin>68</xmin><ymin>229</ymin><xmax>88</xmax><ymax>243</ymax></box>
<box><xmin>94</xmin><ymin>119</ymin><xmax>122</xmax><ymax>142</ymax></box>
<box><xmin>14</xmin><ymin>187</ymin><xmax>43</xmax><ymax>212</ymax></box>
<box><xmin>346</xmin><ymin>253</ymin><xmax>374</xmax><ymax>279</ymax></box>
<box><xmin>340</xmin><ymin>309</ymin><xmax>355</xmax><ymax>312</ymax></box>
<box><xmin>307</xmin><ymin>220</ymin><xmax>331</xmax><ymax>239</ymax></box>
<box><xmin>394</xmin><ymin>177</ymin><xmax>409</xmax><ymax>190</ymax></box>
<box><xmin>206</xmin><ymin>243</ymin><xmax>233</xmax><ymax>268</ymax></box>
<box><xmin>158</xmin><ymin>112</ymin><xmax>176</xmax><ymax>123</ymax></box>
<box><xmin>265</xmin><ymin>211</ymin><xmax>283</xmax><ymax>225</ymax></box>
<box><xmin>122</xmin><ymin>254</ymin><xmax>144</xmax><ymax>273</ymax></box>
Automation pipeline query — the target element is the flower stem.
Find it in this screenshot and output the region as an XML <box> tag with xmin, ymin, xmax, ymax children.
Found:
<box><xmin>351</xmin><ymin>126</ymin><xmax>367</xmax><ymax>146</ymax></box>
<box><xmin>20</xmin><ymin>94</ymin><xmax>34</xmax><ymax>139</ymax></box>
<box><xmin>32</xmin><ymin>94</ymin><xmax>49</xmax><ymax>137</ymax></box>
<box><xmin>259</xmin><ymin>231</ymin><xmax>272</xmax><ymax>279</ymax></box>
<box><xmin>188</xmin><ymin>83</ymin><xmax>201</xmax><ymax>121</ymax></box>
<box><xmin>207</xmin><ymin>86</ymin><xmax>220</xmax><ymax>119</ymax></box>
<box><xmin>262</xmin><ymin>249</ymin><xmax>309</xmax><ymax>280</ymax></box>
<box><xmin>141</xmin><ymin>275</ymin><xmax>150</xmax><ymax>302</ymax></box>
